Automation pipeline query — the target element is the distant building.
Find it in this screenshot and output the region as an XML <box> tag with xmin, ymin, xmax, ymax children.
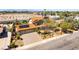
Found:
<box><xmin>64</xmin><ymin>16</ymin><xmax>74</xmax><ymax>20</ymax></box>
<box><xmin>49</xmin><ymin>15</ymin><xmax>60</xmax><ymax>20</ymax></box>
<box><xmin>74</xmin><ymin>16</ymin><xmax>79</xmax><ymax>20</ymax></box>
<box><xmin>0</xmin><ymin>13</ymin><xmax>42</xmax><ymax>22</ymax></box>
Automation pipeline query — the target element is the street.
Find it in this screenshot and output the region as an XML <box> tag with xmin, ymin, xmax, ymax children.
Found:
<box><xmin>19</xmin><ymin>30</ymin><xmax>79</xmax><ymax>50</ymax></box>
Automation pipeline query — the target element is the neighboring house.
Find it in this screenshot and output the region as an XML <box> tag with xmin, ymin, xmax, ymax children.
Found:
<box><xmin>0</xmin><ymin>13</ymin><xmax>42</xmax><ymax>22</ymax></box>
<box><xmin>74</xmin><ymin>16</ymin><xmax>79</xmax><ymax>20</ymax></box>
<box><xmin>0</xmin><ymin>25</ymin><xmax>8</xmax><ymax>38</ymax></box>
<box><xmin>49</xmin><ymin>15</ymin><xmax>60</xmax><ymax>20</ymax></box>
<box><xmin>64</xmin><ymin>16</ymin><xmax>74</xmax><ymax>20</ymax></box>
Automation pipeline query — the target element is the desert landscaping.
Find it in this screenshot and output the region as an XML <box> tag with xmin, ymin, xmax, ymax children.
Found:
<box><xmin>0</xmin><ymin>10</ymin><xmax>79</xmax><ymax>50</ymax></box>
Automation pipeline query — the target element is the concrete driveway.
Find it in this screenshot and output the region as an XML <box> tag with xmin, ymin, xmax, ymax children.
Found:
<box><xmin>21</xmin><ymin>32</ymin><xmax>42</xmax><ymax>45</ymax></box>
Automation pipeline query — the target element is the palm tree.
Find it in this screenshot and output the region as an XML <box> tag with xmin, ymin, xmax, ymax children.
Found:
<box><xmin>50</xmin><ymin>11</ymin><xmax>53</xmax><ymax>16</ymax></box>
<box><xmin>44</xmin><ymin>9</ymin><xmax>46</xmax><ymax>17</ymax></box>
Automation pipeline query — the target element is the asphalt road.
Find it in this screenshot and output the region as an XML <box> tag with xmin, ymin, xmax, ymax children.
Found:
<box><xmin>47</xmin><ymin>31</ymin><xmax>79</xmax><ymax>50</ymax></box>
<box><xmin>24</xmin><ymin>30</ymin><xmax>79</xmax><ymax>50</ymax></box>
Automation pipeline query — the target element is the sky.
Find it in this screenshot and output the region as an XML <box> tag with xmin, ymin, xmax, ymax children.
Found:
<box><xmin>0</xmin><ymin>9</ymin><xmax>79</xmax><ymax>11</ymax></box>
<box><xmin>0</xmin><ymin>0</ymin><xmax>79</xmax><ymax>11</ymax></box>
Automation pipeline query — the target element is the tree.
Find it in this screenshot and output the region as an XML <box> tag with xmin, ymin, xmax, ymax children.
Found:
<box><xmin>73</xmin><ymin>20</ymin><xmax>79</xmax><ymax>29</ymax></box>
<box><xmin>59</xmin><ymin>21</ymin><xmax>73</xmax><ymax>31</ymax></box>
<box><xmin>43</xmin><ymin>19</ymin><xmax>58</xmax><ymax>30</ymax></box>
<box><xmin>44</xmin><ymin>9</ymin><xmax>46</xmax><ymax>17</ymax></box>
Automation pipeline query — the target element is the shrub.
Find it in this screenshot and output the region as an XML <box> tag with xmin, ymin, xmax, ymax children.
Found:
<box><xmin>54</xmin><ymin>27</ymin><xmax>61</xmax><ymax>32</ymax></box>
<box><xmin>43</xmin><ymin>19</ymin><xmax>58</xmax><ymax>30</ymax></box>
<box><xmin>59</xmin><ymin>21</ymin><xmax>73</xmax><ymax>32</ymax></box>
<box><xmin>73</xmin><ymin>20</ymin><xmax>79</xmax><ymax>29</ymax></box>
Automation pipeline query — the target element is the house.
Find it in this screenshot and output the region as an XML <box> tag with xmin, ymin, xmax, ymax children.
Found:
<box><xmin>0</xmin><ymin>25</ymin><xmax>8</xmax><ymax>38</ymax></box>
<box><xmin>49</xmin><ymin>15</ymin><xmax>60</xmax><ymax>20</ymax></box>
<box><xmin>64</xmin><ymin>16</ymin><xmax>74</xmax><ymax>20</ymax></box>
<box><xmin>74</xmin><ymin>16</ymin><xmax>79</xmax><ymax>20</ymax></box>
<box><xmin>15</xmin><ymin>17</ymin><xmax>47</xmax><ymax>33</ymax></box>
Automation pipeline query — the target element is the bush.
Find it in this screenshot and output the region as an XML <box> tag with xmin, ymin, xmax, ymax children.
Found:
<box><xmin>54</xmin><ymin>27</ymin><xmax>61</xmax><ymax>32</ymax></box>
<box><xmin>67</xmin><ymin>29</ymin><xmax>73</xmax><ymax>33</ymax></box>
<box><xmin>59</xmin><ymin>21</ymin><xmax>73</xmax><ymax>32</ymax></box>
<box><xmin>38</xmin><ymin>30</ymin><xmax>51</xmax><ymax>34</ymax></box>
<box><xmin>73</xmin><ymin>20</ymin><xmax>79</xmax><ymax>29</ymax></box>
<box><xmin>33</xmin><ymin>20</ymin><xmax>44</xmax><ymax>26</ymax></box>
<box><xmin>43</xmin><ymin>19</ymin><xmax>58</xmax><ymax>30</ymax></box>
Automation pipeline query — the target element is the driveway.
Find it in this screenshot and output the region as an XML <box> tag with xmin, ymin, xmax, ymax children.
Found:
<box><xmin>21</xmin><ymin>32</ymin><xmax>42</xmax><ymax>45</ymax></box>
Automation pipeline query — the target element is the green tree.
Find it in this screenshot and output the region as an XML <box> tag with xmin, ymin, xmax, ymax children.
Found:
<box><xmin>60</xmin><ymin>21</ymin><xmax>73</xmax><ymax>30</ymax></box>
<box><xmin>43</xmin><ymin>19</ymin><xmax>58</xmax><ymax>30</ymax></box>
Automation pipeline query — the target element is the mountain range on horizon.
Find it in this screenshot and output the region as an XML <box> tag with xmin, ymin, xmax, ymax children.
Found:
<box><xmin>0</xmin><ymin>9</ymin><xmax>79</xmax><ymax>12</ymax></box>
